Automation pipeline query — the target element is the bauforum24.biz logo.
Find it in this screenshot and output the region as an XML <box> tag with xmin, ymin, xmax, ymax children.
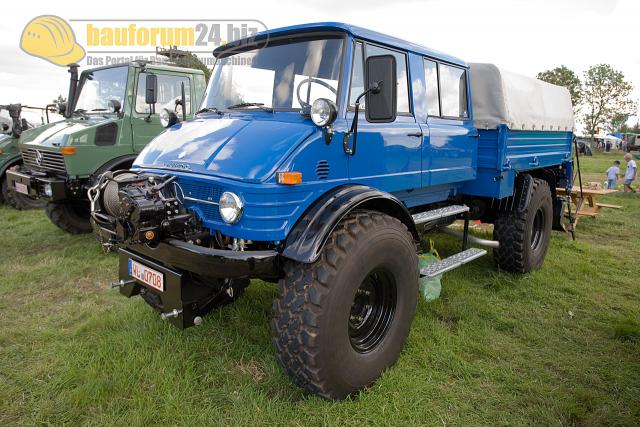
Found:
<box><xmin>20</xmin><ymin>15</ymin><xmax>267</xmax><ymax>67</ymax></box>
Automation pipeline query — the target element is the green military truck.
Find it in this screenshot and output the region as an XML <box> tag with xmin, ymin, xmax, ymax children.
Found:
<box><xmin>6</xmin><ymin>61</ymin><xmax>206</xmax><ymax>233</ymax></box>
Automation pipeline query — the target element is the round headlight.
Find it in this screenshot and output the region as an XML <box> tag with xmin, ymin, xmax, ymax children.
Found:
<box><xmin>219</xmin><ymin>191</ymin><xmax>243</xmax><ymax>224</ymax></box>
<box><xmin>310</xmin><ymin>98</ymin><xmax>337</xmax><ymax>127</ymax></box>
<box><xmin>108</xmin><ymin>99</ymin><xmax>121</xmax><ymax>114</ymax></box>
<box><xmin>160</xmin><ymin>108</ymin><xmax>178</xmax><ymax>128</ymax></box>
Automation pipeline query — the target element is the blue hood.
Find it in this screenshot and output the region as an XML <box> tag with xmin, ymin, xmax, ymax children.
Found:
<box><xmin>135</xmin><ymin>115</ymin><xmax>316</xmax><ymax>182</ymax></box>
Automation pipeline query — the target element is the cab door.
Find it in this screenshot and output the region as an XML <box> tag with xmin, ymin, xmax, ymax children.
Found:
<box><xmin>346</xmin><ymin>42</ymin><xmax>422</xmax><ymax>193</ymax></box>
<box><xmin>421</xmin><ymin>61</ymin><xmax>476</xmax><ymax>186</ymax></box>
<box><xmin>131</xmin><ymin>71</ymin><xmax>193</xmax><ymax>153</ymax></box>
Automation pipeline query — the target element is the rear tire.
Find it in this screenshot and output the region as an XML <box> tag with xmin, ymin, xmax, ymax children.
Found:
<box><xmin>493</xmin><ymin>178</ymin><xmax>553</xmax><ymax>272</ymax></box>
<box><xmin>45</xmin><ymin>200</ymin><xmax>92</xmax><ymax>234</ymax></box>
<box><xmin>271</xmin><ymin>211</ymin><xmax>418</xmax><ymax>399</ymax></box>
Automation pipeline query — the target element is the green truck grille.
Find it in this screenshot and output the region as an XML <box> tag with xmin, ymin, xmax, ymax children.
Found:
<box><xmin>21</xmin><ymin>149</ymin><xmax>66</xmax><ymax>173</ymax></box>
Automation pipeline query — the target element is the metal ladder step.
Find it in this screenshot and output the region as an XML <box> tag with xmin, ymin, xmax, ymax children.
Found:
<box><xmin>420</xmin><ymin>247</ymin><xmax>487</xmax><ymax>278</ymax></box>
<box><xmin>412</xmin><ymin>205</ymin><xmax>469</xmax><ymax>225</ymax></box>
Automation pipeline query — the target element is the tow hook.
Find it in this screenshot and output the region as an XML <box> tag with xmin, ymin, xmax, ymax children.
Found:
<box><xmin>111</xmin><ymin>279</ymin><xmax>136</xmax><ymax>288</ymax></box>
<box><xmin>160</xmin><ymin>309</ymin><xmax>182</xmax><ymax>320</ymax></box>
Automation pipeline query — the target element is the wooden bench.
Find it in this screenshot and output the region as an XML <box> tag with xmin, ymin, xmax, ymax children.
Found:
<box><xmin>595</xmin><ymin>203</ymin><xmax>623</xmax><ymax>209</ymax></box>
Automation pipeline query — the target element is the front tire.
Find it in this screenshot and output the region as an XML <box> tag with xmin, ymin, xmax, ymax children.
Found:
<box><xmin>493</xmin><ymin>178</ymin><xmax>553</xmax><ymax>272</ymax></box>
<box><xmin>272</xmin><ymin>211</ymin><xmax>418</xmax><ymax>399</ymax></box>
<box><xmin>45</xmin><ymin>200</ymin><xmax>92</xmax><ymax>234</ymax></box>
<box><xmin>2</xmin><ymin>167</ymin><xmax>46</xmax><ymax>210</ymax></box>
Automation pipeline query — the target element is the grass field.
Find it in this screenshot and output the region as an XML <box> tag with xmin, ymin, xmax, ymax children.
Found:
<box><xmin>1</xmin><ymin>152</ymin><xmax>639</xmax><ymax>426</ymax></box>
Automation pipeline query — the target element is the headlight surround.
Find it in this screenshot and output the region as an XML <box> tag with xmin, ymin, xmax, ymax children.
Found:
<box><xmin>310</xmin><ymin>98</ymin><xmax>337</xmax><ymax>127</ymax></box>
<box><xmin>160</xmin><ymin>108</ymin><xmax>179</xmax><ymax>128</ymax></box>
<box><xmin>218</xmin><ymin>191</ymin><xmax>243</xmax><ymax>224</ymax></box>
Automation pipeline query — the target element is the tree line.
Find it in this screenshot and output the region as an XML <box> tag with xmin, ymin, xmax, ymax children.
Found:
<box><xmin>537</xmin><ymin>64</ymin><xmax>637</xmax><ymax>139</ymax></box>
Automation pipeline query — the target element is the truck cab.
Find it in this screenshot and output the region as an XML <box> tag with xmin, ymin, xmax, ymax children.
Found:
<box><xmin>6</xmin><ymin>61</ymin><xmax>206</xmax><ymax>232</ymax></box>
<box><xmin>91</xmin><ymin>23</ymin><xmax>574</xmax><ymax>399</ymax></box>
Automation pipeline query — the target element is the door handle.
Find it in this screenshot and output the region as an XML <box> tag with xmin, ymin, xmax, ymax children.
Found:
<box><xmin>469</xmin><ymin>133</ymin><xmax>480</xmax><ymax>138</ymax></box>
<box><xmin>407</xmin><ymin>131</ymin><xmax>423</xmax><ymax>137</ymax></box>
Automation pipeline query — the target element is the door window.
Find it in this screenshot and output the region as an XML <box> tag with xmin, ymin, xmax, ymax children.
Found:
<box><xmin>423</xmin><ymin>59</ymin><xmax>440</xmax><ymax>117</ymax></box>
<box><xmin>349</xmin><ymin>42</ymin><xmax>411</xmax><ymax>114</ymax></box>
<box><xmin>135</xmin><ymin>73</ymin><xmax>192</xmax><ymax>115</ymax></box>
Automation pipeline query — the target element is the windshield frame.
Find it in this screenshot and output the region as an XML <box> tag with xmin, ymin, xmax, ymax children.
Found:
<box><xmin>73</xmin><ymin>64</ymin><xmax>129</xmax><ymax>115</ymax></box>
<box><xmin>201</xmin><ymin>31</ymin><xmax>348</xmax><ymax>113</ymax></box>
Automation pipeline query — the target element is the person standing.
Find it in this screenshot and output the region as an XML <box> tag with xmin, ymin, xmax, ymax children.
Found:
<box><xmin>624</xmin><ymin>153</ymin><xmax>637</xmax><ymax>193</ymax></box>
<box><xmin>606</xmin><ymin>160</ymin><xmax>621</xmax><ymax>190</ymax></box>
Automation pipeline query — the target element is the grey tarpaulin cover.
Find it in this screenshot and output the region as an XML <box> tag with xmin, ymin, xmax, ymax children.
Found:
<box><xmin>469</xmin><ymin>63</ymin><xmax>575</xmax><ymax>132</ymax></box>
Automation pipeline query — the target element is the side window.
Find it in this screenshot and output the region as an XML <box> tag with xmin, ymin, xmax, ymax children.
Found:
<box><xmin>348</xmin><ymin>42</ymin><xmax>365</xmax><ymax>107</ymax></box>
<box><xmin>135</xmin><ymin>73</ymin><xmax>192</xmax><ymax>115</ymax></box>
<box><xmin>439</xmin><ymin>64</ymin><xmax>468</xmax><ymax>118</ymax></box>
<box><xmin>366</xmin><ymin>44</ymin><xmax>411</xmax><ymax>114</ymax></box>
<box><xmin>423</xmin><ymin>59</ymin><xmax>440</xmax><ymax>116</ymax></box>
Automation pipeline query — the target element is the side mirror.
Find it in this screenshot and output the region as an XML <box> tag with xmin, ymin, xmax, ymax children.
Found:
<box><xmin>145</xmin><ymin>73</ymin><xmax>158</xmax><ymax>105</ymax></box>
<box><xmin>365</xmin><ymin>55</ymin><xmax>397</xmax><ymax>123</ymax></box>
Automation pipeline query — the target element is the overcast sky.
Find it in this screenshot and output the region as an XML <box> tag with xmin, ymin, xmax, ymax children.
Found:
<box><xmin>1</xmin><ymin>0</ymin><xmax>638</xmax><ymax>129</ymax></box>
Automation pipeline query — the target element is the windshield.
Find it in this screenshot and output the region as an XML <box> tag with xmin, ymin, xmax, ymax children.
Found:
<box><xmin>202</xmin><ymin>36</ymin><xmax>344</xmax><ymax>111</ymax></box>
<box><xmin>74</xmin><ymin>66</ymin><xmax>128</xmax><ymax>113</ymax></box>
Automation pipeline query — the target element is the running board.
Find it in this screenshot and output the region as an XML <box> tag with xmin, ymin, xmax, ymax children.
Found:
<box><xmin>412</xmin><ymin>205</ymin><xmax>469</xmax><ymax>225</ymax></box>
<box><xmin>420</xmin><ymin>248</ymin><xmax>487</xmax><ymax>278</ymax></box>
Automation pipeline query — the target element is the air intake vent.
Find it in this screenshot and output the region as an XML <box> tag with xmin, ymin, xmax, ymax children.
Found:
<box><xmin>316</xmin><ymin>160</ymin><xmax>330</xmax><ymax>180</ymax></box>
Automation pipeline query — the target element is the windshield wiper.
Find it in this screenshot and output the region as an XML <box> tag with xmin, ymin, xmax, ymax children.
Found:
<box><xmin>226</xmin><ymin>102</ymin><xmax>273</xmax><ymax>113</ymax></box>
<box><xmin>196</xmin><ymin>107</ymin><xmax>223</xmax><ymax>115</ymax></box>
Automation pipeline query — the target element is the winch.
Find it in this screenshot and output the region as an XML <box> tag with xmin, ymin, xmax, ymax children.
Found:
<box><xmin>89</xmin><ymin>171</ymin><xmax>202</xmax><ymax>248</ymax></box>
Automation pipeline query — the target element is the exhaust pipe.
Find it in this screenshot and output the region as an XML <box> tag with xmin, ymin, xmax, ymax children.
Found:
<box><xmin>443</xmin><ymin>227</ymin><xmax>500</xmax><ymax>249</ymax></box>
<box><xmin>66</xmin><ymin>63</ymin><xmax>80</xmax><ymax>118</ymax></box>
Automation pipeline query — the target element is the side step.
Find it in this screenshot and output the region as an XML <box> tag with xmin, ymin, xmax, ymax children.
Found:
<box><xmin>412</xmin><ymin>205</ymin><xmax>469</xmax><ymax>225</ymax></box>
<box><xmin>420</xmin><ymin>248</ymin><xmax>487</xmax><ymax>278</ymax></box>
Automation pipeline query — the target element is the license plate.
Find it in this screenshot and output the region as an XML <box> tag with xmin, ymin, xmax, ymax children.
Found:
<box><xmin>128</xmin><ymin>259</ymin><xmax>164</xmax><ymax>292</ymax></box>
<box><xmin>14</xmin><ymin>182</ymin><xmax>28</xmax><ymax>195</ymax></box>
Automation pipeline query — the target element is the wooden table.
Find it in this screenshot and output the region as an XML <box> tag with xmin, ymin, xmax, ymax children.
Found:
<box><xmin>556</xmin><ymin>187</ymin><xmax>622</xmax><ymax>225</ymax></box>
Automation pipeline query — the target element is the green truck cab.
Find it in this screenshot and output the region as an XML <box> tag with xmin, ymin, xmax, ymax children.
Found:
<box><xmin>6</xmin><ymin>61</ymin><xmax>206</xmax><ymax>233</ymax></box>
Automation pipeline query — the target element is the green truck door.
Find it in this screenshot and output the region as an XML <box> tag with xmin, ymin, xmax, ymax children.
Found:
<box><xmin>131</xmin><ymin>72</ymin><xmax>193</xmax><ymax>153</ymax></box>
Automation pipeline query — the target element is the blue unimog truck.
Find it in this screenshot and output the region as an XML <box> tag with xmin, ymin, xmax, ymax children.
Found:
<box><xmin>90</xmin><ymin>23</ymin><xmax>575</xmax><ymax>399</ymax></box>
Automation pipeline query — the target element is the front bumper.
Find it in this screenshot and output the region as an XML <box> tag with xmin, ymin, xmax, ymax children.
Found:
<box><xmin>5</xmin><ymin>169</ymin><xmax>67</xmax><ymax>202</ymax></box>
<box><xmin>117</xmin><ymin>239</ymin><xmax>280</xmax><ymax>328</ymax></box>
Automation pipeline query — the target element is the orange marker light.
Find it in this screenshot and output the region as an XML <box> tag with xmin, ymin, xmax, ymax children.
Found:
<box><xmin>277</xmin><ymin>171</ymin><xmax>302</xmax><ymax>185</ymax></box>
<box><xmin>61</xmin><ymin>147</ymin><xmax>77</xmax><ymax>155</ymax></box>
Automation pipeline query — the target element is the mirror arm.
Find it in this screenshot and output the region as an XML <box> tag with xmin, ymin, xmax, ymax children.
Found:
<box><xmin>342</xmin><ymin>88</ymin><xmax>372</xmax><ymax>156</ymax></box>
<box><xmin>180</xmin><ymin>82</ymin><xmax>187</xmax><ymax>122</ymax></box>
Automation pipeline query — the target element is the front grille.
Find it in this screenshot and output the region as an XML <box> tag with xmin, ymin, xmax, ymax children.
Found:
<box><xmin>22</xmin><ymin>149</ymin><xmax>66</xmax><ymax>173</ymax></box>
<box><xmin>177</xmin><ymin>179</ymin><xmax>223</xmax><ymax>223</ymax></box>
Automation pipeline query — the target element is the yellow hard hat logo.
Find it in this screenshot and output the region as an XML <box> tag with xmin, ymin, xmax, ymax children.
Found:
<box><xmin>21</xmin><ymin>15</ymin><xmax>85</xmax><ymax>66</ymax></box>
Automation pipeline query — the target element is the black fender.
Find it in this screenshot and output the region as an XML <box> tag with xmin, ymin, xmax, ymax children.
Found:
<box><xmin>0</xmin><ymin>155</ymin><xmax>22</xmax><ymax>177</ymax></box>
<box><xmin>282</xmin><ymin>185</ymin><xmax>419</xmax><ymax>264</ymax></box>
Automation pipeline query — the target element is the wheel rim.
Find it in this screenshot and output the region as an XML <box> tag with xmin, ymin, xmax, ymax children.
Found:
<box><xmin>530</xmin><ymin>208</ymin><xmax>545</xmax><ymax>250</ymax></box>
<box><xmin>349</xmin><ymin>269</ymin><xmax>396</xmax><ymax>353</ymax></box>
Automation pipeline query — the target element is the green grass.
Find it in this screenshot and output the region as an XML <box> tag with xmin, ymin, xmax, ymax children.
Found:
<box><xmin>1</xmin><ymin>152</ymin><xmax>639</xmax><ymax>425</ymax></box>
